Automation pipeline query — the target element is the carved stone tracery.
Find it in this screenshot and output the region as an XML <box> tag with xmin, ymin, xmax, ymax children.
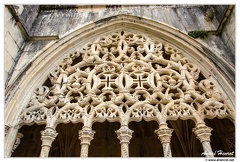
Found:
<box><xmin>19</xmin><ymin>31</ymin><xmax>234</xmax><ymax>128</ymax></box>
<box><xmin>16</xmin><ymin>31</ymin><xmax>235</xmax><ymax>157</ymax></box>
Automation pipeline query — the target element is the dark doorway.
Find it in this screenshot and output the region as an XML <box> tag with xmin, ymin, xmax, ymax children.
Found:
<box><xmin>204</xmin><ymin>118</ymin><xmax>235</xmax><ymax>157</ymax></box>
<box><xmin>88</xmin><ymin>121</ymin><xmax>121</xmax><ymax>157</ymax></box>
<box><xmin>11</xmin><ymin>124</ymin><xmax>45</xmax><ymax>157</ymax></box>
<box><xmin>129</xmin><ymin>120</ymin><xmax>163</xmax><ymax>157</ymax></box>
<box><xmin>49</xmin><ymin>123</ymin><xmax>83</xmax><ymax>157</ymax></box>
<box><xmin>167</xmin><ymin>119</ymin><xmax>203</xmax><ymax>157</ymax></box>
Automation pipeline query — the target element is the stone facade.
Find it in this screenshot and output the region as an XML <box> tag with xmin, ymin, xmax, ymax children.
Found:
<box><xmin>5</xmin><ymin>5</ymin><xmax>235</xmax><ymax>89</ymax></box>
<box><xmin>4</xmin><ymin>5</ymin><xmax>235</xmax><ymax>157</ymax></box>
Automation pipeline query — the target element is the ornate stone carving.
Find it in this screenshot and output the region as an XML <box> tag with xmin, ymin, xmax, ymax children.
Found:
<box><xmin>115</xmin><ymin>125</ymin><xmax>133</xmax><ymax>157</ymax></box>
<box><xmin>11</xmin><ymin>133</ymin><xmax>23</xmax><ymax>153</ymax></box>
<box><xmin>40</xmin><ymin>127</ymin><xmax>58</xmax><ymax>157</ymax></box>
<box><xmin>155</xmin><ymin>124</ymin><xmax>173</xmax><ymax>157</ymax></box>
<box><xmin>193</xmin><ymin>124</ymin><xmax>214</xmax><ymax>157</ymax></box>
<box><xmin>193</xmin><ymin>125</ymin><xmax>212</xmax><ymax>142</ymax></box>
<box><xmin>155</xmin><ymin>128</ymin><xmax>173</xmax><ymax>144</ymax></box>
<box><xmin>78</xmin><ymin>126</ymin><xmax>95</xmax><ymax>157</ymax></box>
<box><xmin>17</xmin><ymin>31</ymin><xmax>234</xmax><ymax>157</ymax></box>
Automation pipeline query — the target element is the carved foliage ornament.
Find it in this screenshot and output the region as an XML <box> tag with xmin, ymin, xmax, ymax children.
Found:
<box><xmin>19</xmin><ymin>31</ymin><xmax>234</xmax><ymax>127</ymax></box>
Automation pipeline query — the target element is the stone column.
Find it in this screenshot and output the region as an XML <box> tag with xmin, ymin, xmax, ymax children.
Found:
<box><xmin>78</xmin><ymin>126</ymin><xmax>95</xmax><ymax>157</ymax></box>
<box><xmin>115</xmin><ymin>125</ymin><xmax>133</xmax><ymax>157</ymax></box>
<box><xmin>154</xmin><ymin>123</ymin><xmax>173</xmax><ymax>157</ymax></box>
<box><xmin>193</xmin><ymin>124</ymin><xmax>214</xmax><ymax>157</ymax></box>
<box><xmin>40</xmin><ymin>127</ymin><xmax>58</xmax><ymax>157</ymax></box>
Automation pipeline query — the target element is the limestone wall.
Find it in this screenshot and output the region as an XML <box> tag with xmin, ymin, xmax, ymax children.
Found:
<box><xmin>4</xmin><ymin>5</ymin><xmax>235</xmax><ymax>89</ymax></box>
<box><xmin>31</xmin><ymin>5</ymin><xmax>226</xmax><ymax>36</ymax></box>
<box><xmin>4</xmin><ymin>6</ymin><xmax>25</xmax><ymax>86</ymax></box>
<box><xmin>221</xmin><ymin>7</ymin><xmax>235</xmax><ymax>65</ymax></box>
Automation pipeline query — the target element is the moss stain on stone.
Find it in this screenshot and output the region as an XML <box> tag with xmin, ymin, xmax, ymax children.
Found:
<box><xmin>188</xmin><ymin>30</ymin><xmax>209</xmax><ymax>39</ymax></box>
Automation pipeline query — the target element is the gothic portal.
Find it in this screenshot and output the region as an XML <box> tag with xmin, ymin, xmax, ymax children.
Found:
<box><xmin>5</xmin><ymin>14</ymin><xmax>235</xmax><ymax>157</ymax></box>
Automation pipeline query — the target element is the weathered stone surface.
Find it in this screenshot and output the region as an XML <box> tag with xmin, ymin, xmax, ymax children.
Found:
<box><xmin>30</xmin><ymin>5</ymin><xmax>224</xmax><ymax>36</ymax></box>
<box><xmin>4</xmin><ymin>9</ymin><xmax>235</xmax><ymax>157</ymax></box>
<box><xmin>5</xmin><ymin>5</ymin><xmax>235</xmax><ymax>89</ymax></box>
<box><xmin>14</xmin><ymin>5</ymin><xmax>40</xmax><ymax>34</ymax></box>
<box><xmin>221</xmin><ymin>7</ymin><xmax>235</xmax><ymax>64</ymax></box>
<box><xmin>4</xmin><ymin>7</ymin><xmax>25</xmax><ymax>85</ymax></box>
<box><xmin>4</xmin><ymin>49</ymin><xmax>15</xmax><ymax>80</ymax></box>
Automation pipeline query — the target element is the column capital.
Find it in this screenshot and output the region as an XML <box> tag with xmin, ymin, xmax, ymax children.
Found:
<box><xmin>78</xmin><ymin>126</ymin><xmax>95</xmax><ymax>145</ymax></box>
<box><xmin>115</xmin><ymin>125</ymin><xmax>133</xmax><ymax>144</ymax></box>
<box><xmin>154</xmin><ymin>125</ymin><xmax>173</xmax><ymax>144</ymax></box>
<box><xmin>41</xmin><ymin>127</ymin><xmax>58</xmax><ymax>147</ymax></box>
<box><xmin>193</xmin><ymin>125</ymin><xmax>212</xmax><ymax>143</ymax></box>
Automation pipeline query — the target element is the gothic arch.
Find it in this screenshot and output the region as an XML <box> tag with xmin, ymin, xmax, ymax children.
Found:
<box><xmin>5</xmin><ymin>14</ymin><xmax>235</xmax><ymax>157</ymax></box>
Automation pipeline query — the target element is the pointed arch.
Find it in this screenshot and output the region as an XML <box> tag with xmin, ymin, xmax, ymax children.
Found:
<box><xmin>5</xmin><ymin>14</ymin><xmax>235</xmax><ymax>157</ymax></box>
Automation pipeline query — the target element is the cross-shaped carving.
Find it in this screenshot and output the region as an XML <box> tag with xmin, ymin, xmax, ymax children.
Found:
<box><xmin>132</xmin><ymin>73</ymin><xmax>148</xmax><ymax>90</ymax></box>
<box><xmin>101</xmin><ymin>74</ymin><xmax>116</xmax><ymax>91</ymax></box>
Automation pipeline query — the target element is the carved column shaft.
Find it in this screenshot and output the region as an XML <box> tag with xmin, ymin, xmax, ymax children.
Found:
<box><xmin>40</xmin><ymin>127</ymin><xmax>58</xmax><ymax>157</ymax></box>
<box><xmin>162</xmin><ymin>143</ymin><xmax>172</xmax><ymax>157</ymax></box>
<box><xmin>193</xmin><ymin>124</ymin><xmax>213</xmax><ymax>157</ymax></box>
<box><xmin>155</xmin><ymin>124</ymin><xmax>173</xmax><ymax>157</ymax></box>
<box><xmin>78</xmin><ymin>126</ymin><xmax>95</xmax><ymax>157</ymax></box>
<box><xmin>115</xmin><ymin>125</ymin><xmax>133</xmax><ymax>157</ymax></box>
